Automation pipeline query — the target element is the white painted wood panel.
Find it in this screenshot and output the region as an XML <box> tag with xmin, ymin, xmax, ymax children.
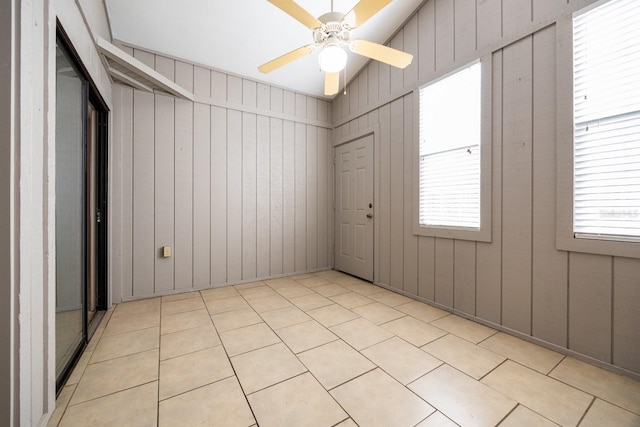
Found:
<box><xmin>282</xmin><ymin>120</ymin><xmax>296</xmax><ymax>274</ymax></box>
<box><xmin>435</xmin><ymin>0</ymin><xmax>454</xmax><ymax>71</ymax></box>
<box><xmin>418</xmin><ymin>236</ymin><xmax>435</xmax><ymax>300</ymax></box>
<box><xmin>476</xmin><ymin>0</ymin><xmax>502</xmax><ymax>51</ymax></box>
<box><xmin>418</xmin><ymin>0</ymin><xmax>436</xmax><ymax>82</ymax></box>
<box><xmin>454</xmin><ymin>240</ymin><xmax>476</xmax><ymax>315</ymax></box>
<box><xmin>120</xmin><ymin>87</ymin><xmax>134</xmax><ymax>298</ymax></box>
<box><xmin>227</xmin><ymin>109</ymin><xmax>243</xmax><ymax>282</ymax></box>
<box><xmin>613</xmin><ymin>257</ymin><xmax>640</xmax><ymax>373</ymax></box>
<box><xmin>294</xmin><ymin>122</ymin><xmax>307</xmax><ymax>271</ymax></box>
<box><xmin>317</xmin><ymin>127</ymin><xmax>329</xmax><ymax>268</ymax></box>
<box><xmin>270</xmin><ymin>119</ymin><xmax>284</xmax><ymax>275</ymax></box>
<box><xmin>242</xmin><ymin>113</ymin><xmax>257</xmax><ymax>280</ymax></box>
<box><xmin>390</xmin><ymin>32</ymin><xmax>404</xmax><ymax>94</ymax></box>
<box><xmin>403</xmin><ymin>95</ymin><xmax>418</xmax><ymax>295</ymax></box>
<box><xmin>502</xmin><ymin>0</ymin><xmax>532</xmax><ymax>39</ymax></box>
<box><xmin>434</xmin><ymin>238</ymin><xmax>454</xmax><ymax>306</ymax></box>
<box><xmin>211</xmin><ymin>106</ymin><xmax>227</xmax><ymax>284</ymax></box>
<box><xmin>256</xmin><ymin>115</ymin><xmax>271</xmax><ymax>278</ymax></box>
<box><xmin>403</xmin><ymin>15</ymin><xmax>419</xmax><ymax>88</ymax></box>
<box><xmin>306</xmin><ymin>126</ymin><xmax>318</xmax><ymax>270</ymax></box>
<box><xmin>454</xmin><ymin>0</ymin><xmax>477</xmax><ymax>62</ymax></box>
<box><xmin>389</xmin><ymin>99</ymin><xmax>404</xmax><ymax>290</ymax></box>
<box><xmin>193</xmin><ymin>104</ymin><xmax>211</xmax><ymax>287</ymax></box>
<box><xmin>378</xmin><ymin>104</ymin><xmax>391</xmax><ymax>286</ymax></box>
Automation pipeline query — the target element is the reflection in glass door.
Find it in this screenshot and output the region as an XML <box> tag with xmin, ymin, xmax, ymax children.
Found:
<box><xmin>55</xmin><ymin>42</ymin><xmax>86</xmax><ymax>379</ymax></box>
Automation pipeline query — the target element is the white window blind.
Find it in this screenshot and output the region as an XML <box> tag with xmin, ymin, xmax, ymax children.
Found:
<box><xmin>573</xmin><ymin>0</ymin><xmax>640</xmax><ymax>241</ymax></box>
<box><xmin>419</xmin><ymin>63</ymin><xmax>481</xmax><ymax>228</ymax></box>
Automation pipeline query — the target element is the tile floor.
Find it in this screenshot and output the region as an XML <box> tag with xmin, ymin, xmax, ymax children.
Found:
<box><xmin>49</xmin><ymin>270</ymin><xmax>640</xmax><ymax>427</ymax></box>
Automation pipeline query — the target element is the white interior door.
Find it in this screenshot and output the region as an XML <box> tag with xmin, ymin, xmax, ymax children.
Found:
<box><xmin>334</xmin><ymin>135</ymin><xmax>374</xmax><ymax>282</ymax></box>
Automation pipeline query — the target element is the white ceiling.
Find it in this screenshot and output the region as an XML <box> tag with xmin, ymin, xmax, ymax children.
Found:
<box><xmin>104</xmin><ymin>0</ymin><xmax>424</xmax><ymax>99</ymax></box>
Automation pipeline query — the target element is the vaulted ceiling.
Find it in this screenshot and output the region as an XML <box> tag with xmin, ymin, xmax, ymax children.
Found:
<box><xmin>105</xmin><ymin>0</ymin><xmax>424</xmax><ymax>98</ymax></box>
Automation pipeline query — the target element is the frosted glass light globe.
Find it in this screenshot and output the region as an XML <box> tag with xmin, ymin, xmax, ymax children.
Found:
<box><xmin>318</xmin><ymin>45</ymin><xmax>347</xmax><ymax>73</ymax></box>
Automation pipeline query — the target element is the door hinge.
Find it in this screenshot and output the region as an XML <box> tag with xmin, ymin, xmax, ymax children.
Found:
<box><xmin>97</xmin><ymin>210</ymin><xmax>102</xmax><ymax>223</ymax></box>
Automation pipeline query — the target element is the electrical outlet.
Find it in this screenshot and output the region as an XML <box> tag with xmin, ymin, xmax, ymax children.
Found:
<box><xmin>162</xmin><ymin>246</ymin><xmax>172</xmax><ymax>258</ymax></box>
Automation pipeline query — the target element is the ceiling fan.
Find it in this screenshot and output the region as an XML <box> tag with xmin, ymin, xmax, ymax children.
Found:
<box><xmin>258</xmin><ymin>0</ymin><xmax>413</xmax><ymax>96</ymax></box>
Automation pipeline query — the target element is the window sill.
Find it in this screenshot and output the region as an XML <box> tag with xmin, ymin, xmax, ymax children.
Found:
<box><xmin>413</xmin><ymin>223</ymin><xmax>491</xmax><ymax>243</ymax></box>
<box><xmin>556</xmin><ymin>235</ymin><xmax>640</xmax><ymax>259</ymax></box>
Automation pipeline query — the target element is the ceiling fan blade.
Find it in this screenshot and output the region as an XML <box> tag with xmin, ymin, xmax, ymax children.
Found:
<box><xmin>267</xmin><ymin>0</ymin><xmax>323</xmax><ymax>29</ymax></box>
<box><xmin>344</xmin><ymin>0</ymin><xmax>393</xmax><ymax>28</ymax></box>
<box><xmin>258</xmin><ymin>45</ymin><xmax>315</xmax><ymax>73</ymax></box>
<box><xmin>325</xmin><ymin>72</ymin><xmax>339</xmax><ymax>96</ymax></box>
<box><xmin>350</xmin><ymin>39</ymin><xmax>413</xmax><ymax>69</ymax></box>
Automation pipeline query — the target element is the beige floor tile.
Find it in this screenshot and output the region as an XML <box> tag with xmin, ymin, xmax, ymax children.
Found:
<box><xmin>264</xmin><ymin>277</ymin><xmax>299</xmax><ymax>288</ymax></box>
<box><xmin>231</xmin><ymin>343</ymin><xmax>307</xmax><ymax>394</ymax></box>
<box><xmin>160</xmin><ymin>324</ymin><xmax>221</xmax><ymax>360</ymax></box>
<box><xmin>430</xmin><ymin>314</ymin><xmax>497</xmax><ymax>344</ymax></box>
<box><xmin>479</xmin><ymin>332</ymin><xmax>564</xmax><ymax>374</ymax></box>
<box><xmin>161</xmin><ymin>308</ymin><xmax>211</xmax><ymax>335</ymax></box>
<box><xmin>482</xmin><ymin>360</ymin><xmax>593</xmax><ymax>426</ymax></box>
<box><xmin>369</xmin><ymin>290</ymin><xmax>415</xmax><ymax>307</ymax></box>
<box><xmin>298</xmin><ymin>340</ymin><xmax>376</xmax><ymax>389</ymax></box>
<box><xmin>159</xmin><ymin>345</ymin><xmax>234</xmax><ymax>400</ymax></box>
<box><xmin>248</xmin><ymin>373</ymin><xmax>347</xmax><ymax>427</ymax></box>
<box><xmin>71</xmin><ymin>349</ymin><xmax>159</xmax><ymax>405</ymax></box>
<box><xmin>259</xmin><ymin>306</ymin><xmax>311</xmax><ymax>330</ymax></box>
<box><xmin>47</xmin><ymin>384</ymin><xmax>76</xmax><ymax>427</ymax></box>
<box><xmin>422</xmin><ymin>334</ymin><xmax>505</xmax><ymax>380</ymax></box>
<box><xmin>289</xmin><ymin>293</ymin><xmax>334</xmax><ymax>311</ymax></box>
<box><xmin>276</xmin><ymin>320</ymin><xmax>338</xmax><ymax>353</ymax></box>
<box><xmin>238</xmin><ymin>285</ymin><xmax>278</xmax><ymax>300</ymax></box>
<box><xmin>159</xmin><ymin>377</ymin><xmax>255</xmax><ymax>427</ymax></box>
<box><xmin>352</xmin><ymin>302</ymin><xmax>405</xmax><ymax>325</ymax></box>
<box><xmin>220</xmin><ymin>323</ymin><xmax>281</xmax><ymax>356</ymax></box>
<box><xmin>234</xmin><ymin>281</ymin><xmax>266</xmax><ymax>290</ymax></box>
<box><xmin>334</xmin><ymin>276</ymin><xmax>368</xmax><ymax>286</ymax></box>
<box><xmin>112</xmin><ymin>298</ymin><xmax>160</xmax><ymax>317</ymax></box>
<box><xmin>297</xmin><ymin>276</ymin><xmax>330</xmax><ymax>287</ymax></box>
<box><xmin>314</xmin><ymin>283</ymin><xmax>351</xmax><ymax>297</ymax></box>
<box><xmin>315</xmin><ymin>269</ymin><xmax>346</xmax><ymax>279</ymax></box>
<box><xmin>161</xmin><ymin>296</ymin><xmax>205</xmax><ymax>316</ymax></box>
<box><xmin>205</xmin><ymin>295</ymin><xmax>250</xmax><ymax>315</ymax></box>
<box><xmin>579</xmin><ymin>398</ymin><xmax>640</xmax><ymax>427</ymax></box>
<box><xmin>415</xmin><ymin>411</ymin><xmax>458</xmax><ymax>427</ymax></box>
<box><xmin>91</xmin><ymin>326</ymin><xmax>159</xmax><ymax>363</ymax></box>
<box><xmin>61</xmin><ymin>382</ymin><xmax>158</xmax><ymax>427</ymax></box>
<box><xmin>307</xmin><ymin>304</ymin><xmax>360</xmax><ymax>327</ymax></box>
<box><xmin>248</xmin><ymin>294</ymin><xmax>292</xmax><ymax>313</ymax></box>
<box><xmin>409</xmin><ymin>364</ymin><xmax>517</xmax><ymax>427</ymax></box>
<box><xmin>330</xmin><ymin>292</ymin><xmax>375</xmax><ymax>308</ymax></box>
<box><xmin>499</xmin><ymin>405</ymin><xmax>559</xmax><ymax>427</ymax></box>
<box><xmin>211</xmin><ymin>307</ymin><xmax>263</xmax><ymax>332</ymax></box>
<box><xmin>103</xmin><ymin>310</ymin><xmax>160</xmax><ymax>336</ymax></box>
<box><xmin>161</xmin><ymin>291</ymin><xmax>200</xmax><ymax>303</ymax></box>
<box><xmin>331</xmin><ymin>368</ymin><xmax>434</xmax><ymax>427</ymax></box>
<box><xmin>363</xmin><ymin>337</ymin><xmax>442</xmax><ymax>385</ymax></box>
<box><xmin>549</xmin><ymin>357</ymin><xmax>640</xmax><ymax>414</ymax></box>
<box><xmin>200</xmin><ymin>285</ymin><xmax>240</xmax><ymax>301</ymax></box>
<box><xmin>85</xmin><ymin>327</ymin><xmax>104</xmax><ymax>352</ymax></box>
<box><xmin>274</xmin><ymin>284</ymin><xmax>315</xmax><ymax>299</ymax></box>
<box><xmin>382</xmin><ymin>316</ymin><xmax>447</xmax><ymax>347</ymax></box>
<box><xmin>345</xmin><ymin>282</ymin><xmax>387</xmax><ymax>295</ymax></box>
<box><xmin>66</xmin><ymin>349</ymin><xmax>92</xmax><ymax>386</ymax></box>
<box><xmin>330</xmin><ymin>318</ymin><xmax>394</xmax><ymax>350</ymax></box>
<box><xmin>334</xmin><ymin>419</ymin><xmax>358</xmax><ymax>427</ymax></box>
<box><xmin>396</xmin><ymin>301</ymin><xmax>450</xmax><ymax>323</ymax></box>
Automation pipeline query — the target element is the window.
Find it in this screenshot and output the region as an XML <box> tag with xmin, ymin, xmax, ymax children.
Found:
<box><xmin>418</xmin><ymin>63</ymin><xmax>481</xmax><ymax>229</ymax></box>
<box><xmin>573</xmin><ymin>0</ymin><xmax>640</xmax><ymax>242</ymax></box>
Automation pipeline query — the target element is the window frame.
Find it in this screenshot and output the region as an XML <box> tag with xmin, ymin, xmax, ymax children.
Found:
<box><xmin>413</xmin><ymin>56</ymin><xmax>492</xmax><ymax>242</ymax></box>
<box><xmin>556</xmin><ymin>7</ymin><xmax>640</xmax><ymax>259</ymax></box>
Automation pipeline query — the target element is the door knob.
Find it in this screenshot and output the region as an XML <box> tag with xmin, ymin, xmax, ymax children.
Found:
<box><xmin>366</xmin><ymin>213</ymin><xmax>373</xmax><ymax>219</ymax></box>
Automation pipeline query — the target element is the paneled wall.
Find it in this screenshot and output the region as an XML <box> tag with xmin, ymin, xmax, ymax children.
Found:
<box><xmin>111</xmin><ymin>47</ymin><xmax>333</xmax><ymax>303</ymax></box>
<box><xmin>332</xmin><ymin>0</ymin><xmax>640</xmax><ymax>377</ymax></box>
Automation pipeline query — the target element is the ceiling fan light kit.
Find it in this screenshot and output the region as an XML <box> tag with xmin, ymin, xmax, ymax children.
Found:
<box><xmin>260</xmin><ymin>0</ymin><xmax>413</xmax><ymax>96</ymax></box>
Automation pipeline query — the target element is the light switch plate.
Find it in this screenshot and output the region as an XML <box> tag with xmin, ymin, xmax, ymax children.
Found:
<box><xmin>162</xmin><ymin>246</ymin><xmax>171</xmax><ymax>258</ymax></box>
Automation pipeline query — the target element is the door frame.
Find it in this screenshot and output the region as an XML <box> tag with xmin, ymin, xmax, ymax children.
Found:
<box><xmin>55</xmin><ymin>22</ymin><xmax>109</xmax><ymax>392</ymax></box>
<box><xmin>333</xmin><ymin>125</ymin><xmax>379</xmax><ymax>283</ymax></box>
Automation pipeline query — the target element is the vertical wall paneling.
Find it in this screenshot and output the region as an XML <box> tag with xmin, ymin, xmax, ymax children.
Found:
<box><xmin>256</xmin><ymin>115</ymin><xmax>271</xmax><ymax>278</ymax></box>
<box><xmin>418</xmin><ymin>0</ymin><xmax>436</xmax><ymax>82</ymax></box>
<box><xmin>390</xmin><ymin>32</ymin><xmax>404</xmax><ymax>94</ymax></box>
<box><xmin>175</xmin><ymin>63</ymin><xmax>194</xmax><ymax>291</ymax></box>
<box><xmin>454</xmin><ymin>240</ymin><xmax>476</xmax><ymax>315</ymax></box>
<box><xmin>403</xmin><ymin>15</ymin><xmax>419</xmax><ymax>88</ymax></box>
<box><xmin>242</xmin><ymin>112</ymin><xmax>258</xmax><ymax>280</ymax></box>
<box><xmin>476</xmin><ymin>0</ymin><xmax>502</xmax><ymax>50</ymax></box>
<box><xmin>282</xmin><ymin>120</ymin><xmax>296</xmax><ymax>273</ymax></box>
<box><xmin>435</xmin><ymin>0</ymin><xmax>454</xmax><ymax>71</ymax></box>
<box><xmin>132</xmin><ymin>91</ymin><xmax>155</xmax><ymax>296</ymax></box>
<box><xmin>228</xmin><ymin>76</ymin><xmax>243</xmax><ymax>104</ymax></box>
<box><xmin>378</xmin><ymin>60</ymin><xmax>391</xmax><ymax>102</ymax></box>
<box><xmin>569</xmin><ymin>253</ymin><xmax>612</xmax><ymax>362</ymax></box>
<box><xmin>307</xmin><ymin>127</ymin><xmax>318</xmax><ymax>269</ymax></box>
<box><xmin>475</xmin><ymin>50</ymin><xmax>503</xmax><ymax>324</ymax></box>
<box><xmin>111</xmin><ymin>86</ymin><xmax>123</xmax><ymax>302</ymax></box>
<box><xmin>403</xmin><ymin>95</ymin><xmax>418</xmax><ymax>294</ymax></box>
<box><xmin>368</xmin><ymin>61</ymin><xmax>379</xmax><ymax>107</ymax></box>
<box><xmin>317</xmin><ymin>128</ymin><xmax>329</xmax><ymax>268</ymax></box>
<box><xmin>271</xmin><ymin>87</ymin><xmax>283</xmax><ymax>113</ymax></box>
<box><xmin>210</xmin><ymin>106</ymin><xmax>227</xmax><ymax>284</ymax></box>
<box><xmin>434</xmin><ymin>238</ymin><xmax>454</xmax><ymax>306</ymax></box>
<box><xmin>193</xmin><ymin>103</ymin><xmax>211</xmax><ymax>286</ymax></box>
<box><xmin>294</xmin><ymin>123</ymin><xmax>307</xmax><ymax>271</ymax></box>
<box><xmin>613</xmin><ymin>257</ymin><xmax>640</xmax><ymax>373</ymax></box>
<box><xmin>194</xmin><ymin>66</ymin><xmax>211</xmax><ymax>97</ymax></box>
<box><xmin>454</xmin><ymin>0</ymin><xmax>477</xmax><ymax>62</ymax></box>
<box><xmin>270</xmin><ymin>119</ymin><xmax>284</xmax><ymax>275</ymax></box>
<box><xmin>389</xmin><ymin>99</ymin><xmax>404</xmax><ymax>290</ymax></box>
<box><xmin>502</xmin><ymin>0</ymin><xmax>532</xmax><ymax>39</ymax></box>
<box><xmin>120</xmin><ymin>88</ymin><xmax>134</xmax><ymax>298</ymax></box>
<box><xmin>501</xmin><ymin>36</ymin><xmax>533</xmax><ymax>334</ymax></box>
<box><xmin>284</xmin><ymin>91</ymin><xmax>295</xmax><ymax>115</ymax></box>
<box><xmin>227</xmin><ymin>110</ymin><xmax>243</xmax><ymax>281</ymax></box>
<box><xmin>378</xmin><ymin>104</ymin><xmax>391</xmax><ymax>285</ymax></box>
<box><xmin>349</xmin><ymin>79</ymin><xmax>359</xmax><ymax>116</ymax></box>
<box><xmin>418</xmin><ymin>237</ymin><xmax>435</xmax><ymax>300</ymax></box>
<box><xmin>531</xmin><ymin>25</ymin><xmax>568</xmax><ymax>347</ymax></box>
<box><xmin>358</xmin><ymin>69</ymin><xmax>369</xmax><ymax>113</ymax></box>
<box><xmin>243</xmin><ymin>80</ymin><xmax>257</xmax><ymax>108</ymax></box>
<box><xmin>211</xmin><ymin>70</ymin><xmax>227</xmax><ymax>102</ymax></box>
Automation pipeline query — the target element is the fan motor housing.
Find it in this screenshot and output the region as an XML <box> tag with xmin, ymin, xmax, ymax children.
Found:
<box><xmin>314</xmin><ymin>12</ymin><xmax>350</xmax><ymax>45</ymax></box>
